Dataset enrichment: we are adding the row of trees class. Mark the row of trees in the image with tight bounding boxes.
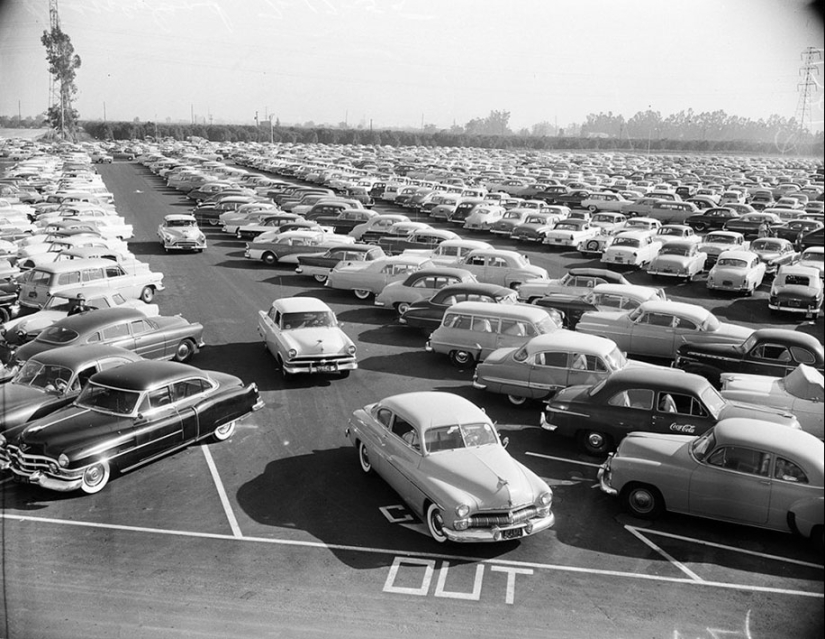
[78,114,823,156]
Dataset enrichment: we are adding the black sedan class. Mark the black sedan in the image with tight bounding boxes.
[13,307,205,365]
[675,328,824,385]
[683,207,740,233]
[540,367,799,455]
[722,212,784,239]
[398,283,517,331]
[797,226,824,251]
[774,219,824,244]
[0,360,264,494]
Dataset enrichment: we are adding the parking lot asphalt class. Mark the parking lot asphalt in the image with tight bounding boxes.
[1,160,822,639]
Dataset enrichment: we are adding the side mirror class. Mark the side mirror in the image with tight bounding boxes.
[502,436,510,449]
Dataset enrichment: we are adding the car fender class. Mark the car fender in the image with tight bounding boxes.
[788,496,825,538]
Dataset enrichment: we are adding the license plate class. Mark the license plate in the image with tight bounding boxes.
[317,365,336,372]
[554,238,562,243]
[723,281,733,286]
[502,527,523,540]
[664,268,673,273]
[615,257,623,263]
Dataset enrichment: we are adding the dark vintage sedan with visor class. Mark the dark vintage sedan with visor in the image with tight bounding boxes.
[0,360,264,494]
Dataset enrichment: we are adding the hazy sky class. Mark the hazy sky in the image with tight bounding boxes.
[0,0,822,131]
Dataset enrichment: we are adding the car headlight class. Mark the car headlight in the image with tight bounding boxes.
[58,453,69,468]
[0,433,6,446]
[537,490,553,507]
[455,504,470,518]
[287,348,297,359]
[347,344,357,355]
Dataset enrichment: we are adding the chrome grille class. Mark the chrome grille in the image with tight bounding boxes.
[6,445,55,475]
[468,505,539,528]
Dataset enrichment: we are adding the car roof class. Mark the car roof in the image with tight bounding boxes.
[30,344,143,367]
[751,328,824,352]
[592,283,661,297]
[406,267,474,279]
[271,297,333,313]
[637,300,710,320]
[522,330,616,355]
[377,392,490,430]
[777,264,820,277]
[567,268,629,282]
[435,282,513,295]
[163,214,197,222]
[445,301,554,320]
[714,418,824,480]
[602,367,709,392]
[715,250,757,261]
[46,306,151,331]
[89,359,207,391]
[30,258,122,274]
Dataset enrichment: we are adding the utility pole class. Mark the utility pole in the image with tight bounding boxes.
[268,114,275,144]
[795,47,823,134]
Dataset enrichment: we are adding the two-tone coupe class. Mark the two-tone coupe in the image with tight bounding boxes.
[325,254,430,300]
[576,300,752,361]
[13,307,205,366]
[473,331,653,406]
[374,267,476,315]
[346,391,555,543]
[294,244,386,283]
[0,360,263,494]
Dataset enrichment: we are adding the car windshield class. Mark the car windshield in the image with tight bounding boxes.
[708,235,736,244]
[802,252,824,263]
[535,316,560,334]
[612,237,640,247]
[661,245,690,256]
[751,234,783,249]
[554,223,578,230]
[700,386,726,420]
[76,382,142,415]
[700,313,720,332]
[423,422,498,453]
[716,258,748,268]
[588,378,608,397]
[13,361,73,391]
[604,347,627,371]
[626,221,652,230]
[36,326,80,345]
[281,311,335,329]
[167,219,195,227]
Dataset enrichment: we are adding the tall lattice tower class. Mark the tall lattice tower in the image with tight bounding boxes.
[794,47,823,133]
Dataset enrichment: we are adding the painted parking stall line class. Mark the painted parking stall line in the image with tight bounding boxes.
[201,443,242,538]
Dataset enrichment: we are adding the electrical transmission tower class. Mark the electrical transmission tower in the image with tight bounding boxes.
[794,47,823,134]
